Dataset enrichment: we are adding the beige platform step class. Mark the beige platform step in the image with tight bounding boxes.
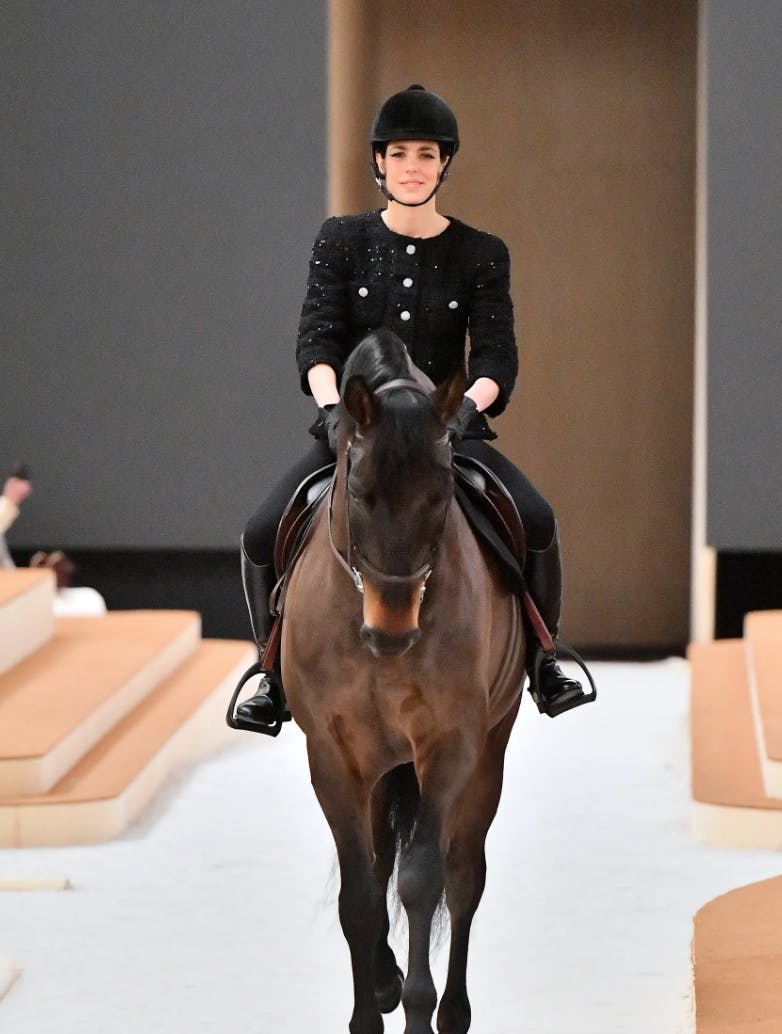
[745,611,782,797]
[0,611,200,797]
[690,639,782,848]
[0,569,55,676]
[0,639,255,846]
[693,874,782,1033]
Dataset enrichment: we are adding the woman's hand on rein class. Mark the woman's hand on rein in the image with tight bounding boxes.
[446,396,478,441]
[321,404,340,451]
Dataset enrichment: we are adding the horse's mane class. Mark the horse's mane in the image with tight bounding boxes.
[341,330,444,493]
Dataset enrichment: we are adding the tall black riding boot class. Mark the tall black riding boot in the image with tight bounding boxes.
[524,525,591,718]
[229,538,288,732]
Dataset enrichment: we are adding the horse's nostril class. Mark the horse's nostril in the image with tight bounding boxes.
[360,624,420,657]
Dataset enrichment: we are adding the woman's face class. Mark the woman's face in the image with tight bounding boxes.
[375,140,449,204]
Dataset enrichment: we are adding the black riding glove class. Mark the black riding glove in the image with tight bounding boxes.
[321,404,340,452]
[446,396,478,442]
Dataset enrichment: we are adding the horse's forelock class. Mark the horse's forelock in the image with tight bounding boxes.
[371,390,443,490]
[342,332,447,495]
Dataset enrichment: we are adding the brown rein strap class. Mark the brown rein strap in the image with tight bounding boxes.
[327,469,365,593]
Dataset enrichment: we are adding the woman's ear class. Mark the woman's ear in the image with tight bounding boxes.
[375,151,386,177]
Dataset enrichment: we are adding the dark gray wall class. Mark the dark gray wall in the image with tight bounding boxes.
[707,0,782,550]
[2,1,326,549]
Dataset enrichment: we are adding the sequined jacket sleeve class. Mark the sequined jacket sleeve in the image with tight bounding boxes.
[295,217,351,394]
[466,235,517,417]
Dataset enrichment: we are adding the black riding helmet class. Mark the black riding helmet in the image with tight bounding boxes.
[370,84,459,207]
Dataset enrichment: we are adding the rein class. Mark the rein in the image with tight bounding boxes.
[327,378,451,601]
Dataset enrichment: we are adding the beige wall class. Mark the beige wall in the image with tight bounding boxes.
[330,0,697,649]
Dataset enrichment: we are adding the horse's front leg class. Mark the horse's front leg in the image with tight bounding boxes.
[307,737,385,1034]
[371,769,407,1014]
[437,703,520,1034]
[399,735,479,1034]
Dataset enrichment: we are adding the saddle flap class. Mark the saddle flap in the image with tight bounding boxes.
[452,454,526,568]
[273,463,335,577]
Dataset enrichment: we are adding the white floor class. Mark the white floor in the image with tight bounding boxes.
[2,660,782,1034]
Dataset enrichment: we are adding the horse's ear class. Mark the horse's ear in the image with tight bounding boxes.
[343,375,378,432]
[432,364,467,424]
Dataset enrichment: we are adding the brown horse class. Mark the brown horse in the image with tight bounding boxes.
[283,329,525,1034]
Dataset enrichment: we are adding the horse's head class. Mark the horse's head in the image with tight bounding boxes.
[334,332,464,658]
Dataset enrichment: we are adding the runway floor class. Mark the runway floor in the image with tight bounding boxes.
[2,660,781,1033]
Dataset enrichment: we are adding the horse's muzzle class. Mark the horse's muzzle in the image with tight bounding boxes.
[360,623,420,658]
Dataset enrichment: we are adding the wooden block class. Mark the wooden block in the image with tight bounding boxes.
[693,874,782,1033]
[0,640,255,847]
[0,569,55,676]
[0,611,200,796]
[689,640,782,848]
[745,611,782,797]
[0,878,71,891]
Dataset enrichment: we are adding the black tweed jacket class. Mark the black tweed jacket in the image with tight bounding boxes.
[295,210,518,433]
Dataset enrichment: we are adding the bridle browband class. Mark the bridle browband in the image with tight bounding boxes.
[327,378,452,602]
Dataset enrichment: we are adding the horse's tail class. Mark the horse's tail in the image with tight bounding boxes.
[386,761,419,855]
[384,763,448,944]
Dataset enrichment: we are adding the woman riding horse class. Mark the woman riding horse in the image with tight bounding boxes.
[236,84,592,729]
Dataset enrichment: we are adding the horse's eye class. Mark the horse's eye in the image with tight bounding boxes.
[350,490,374,508]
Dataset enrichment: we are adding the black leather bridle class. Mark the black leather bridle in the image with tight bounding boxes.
[327,378,452,603]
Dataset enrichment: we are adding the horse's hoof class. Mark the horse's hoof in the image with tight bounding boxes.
[436,999,471,1034]
[375,964,404,1013]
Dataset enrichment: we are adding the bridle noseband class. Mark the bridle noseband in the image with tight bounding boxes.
[327,378,452,603]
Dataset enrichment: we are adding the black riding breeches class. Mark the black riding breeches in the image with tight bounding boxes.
[454,439,555,550]
[242,436,555,566]
[243,437,335,564]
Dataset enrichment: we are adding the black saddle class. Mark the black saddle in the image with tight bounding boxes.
[452,453,528,595]
[273,463,333,586]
